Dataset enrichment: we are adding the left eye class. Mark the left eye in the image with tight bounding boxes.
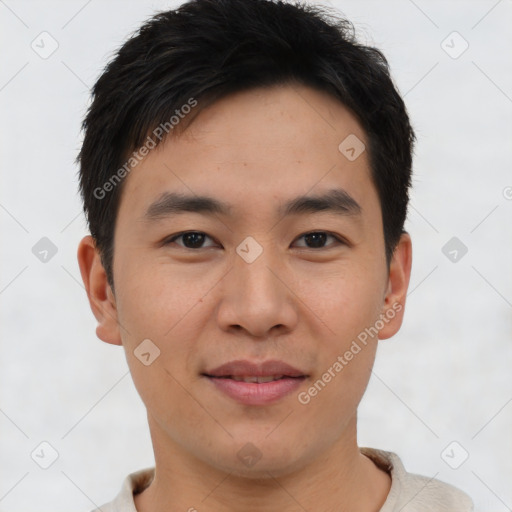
[163,231,343,250]
[294,231,342,249]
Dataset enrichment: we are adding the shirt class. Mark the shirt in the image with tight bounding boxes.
[92,447,474,511]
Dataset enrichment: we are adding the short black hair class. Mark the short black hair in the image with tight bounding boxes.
[78,0,415,291]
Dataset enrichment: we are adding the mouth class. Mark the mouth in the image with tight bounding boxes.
[203,358,307,379]
[201,359,308,405]
[206,375,303,383]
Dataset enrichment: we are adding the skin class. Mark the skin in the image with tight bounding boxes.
[78,83,412,512]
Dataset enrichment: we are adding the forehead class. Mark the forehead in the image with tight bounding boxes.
[116,84,377,222]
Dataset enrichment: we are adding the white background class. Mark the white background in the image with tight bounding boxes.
[1,1,511,511]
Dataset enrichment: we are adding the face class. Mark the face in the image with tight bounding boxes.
[78,84,411,478]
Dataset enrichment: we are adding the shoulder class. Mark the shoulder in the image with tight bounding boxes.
[89,468,155,512]
[395,467,474,512]
[361,447,474,512]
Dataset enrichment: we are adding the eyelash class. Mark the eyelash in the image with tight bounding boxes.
[162,231,347,250]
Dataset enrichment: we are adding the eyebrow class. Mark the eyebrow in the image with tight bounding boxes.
[143,188,362,222]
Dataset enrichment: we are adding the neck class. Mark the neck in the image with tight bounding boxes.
[135,415,390,512]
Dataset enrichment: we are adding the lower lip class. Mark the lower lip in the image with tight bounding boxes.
[205,376,306,405]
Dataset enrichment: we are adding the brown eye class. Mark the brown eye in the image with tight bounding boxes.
[163,230,345,251]
[164,231,216,249]
[293,231,343,249]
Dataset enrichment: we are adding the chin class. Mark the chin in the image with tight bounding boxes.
[205,440,311,480]
[221,457,304,480]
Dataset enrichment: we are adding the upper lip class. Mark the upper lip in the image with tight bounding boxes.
[203,359,307,378]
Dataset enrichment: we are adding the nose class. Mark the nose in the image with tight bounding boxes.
[215,242,299,339]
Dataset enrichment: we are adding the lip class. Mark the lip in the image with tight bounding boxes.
[203,359,306,378]
[202,359,308,406]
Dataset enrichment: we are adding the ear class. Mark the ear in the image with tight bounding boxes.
[378,232,412,340]
[77,235,122,346]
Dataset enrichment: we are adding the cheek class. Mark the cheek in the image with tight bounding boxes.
[114,261,212,391]
[296,265,383,409]
[115,273,199,420]
[115,259,204,336]
[297,265,384,345]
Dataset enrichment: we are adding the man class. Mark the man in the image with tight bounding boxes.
[76,0,474,510]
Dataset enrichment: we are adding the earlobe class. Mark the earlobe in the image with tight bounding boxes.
[77,235,122,346]
[378,232,412,340]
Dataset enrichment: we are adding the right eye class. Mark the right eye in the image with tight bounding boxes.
[163,231,218,250]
